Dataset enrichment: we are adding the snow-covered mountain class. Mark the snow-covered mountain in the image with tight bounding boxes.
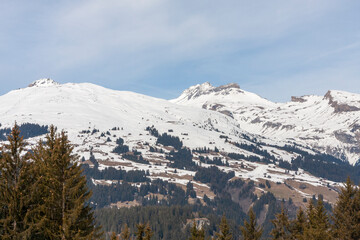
[172,82,360,165]
[0,79,355,206]
[1,79,246,149]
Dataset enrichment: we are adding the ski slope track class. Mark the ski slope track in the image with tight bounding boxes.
[172,82,360,165]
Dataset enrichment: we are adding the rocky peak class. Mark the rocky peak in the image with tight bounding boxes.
[323,90,334,101]
[291,96,307,103]
[28,78,60,88]
[212,83,241,93]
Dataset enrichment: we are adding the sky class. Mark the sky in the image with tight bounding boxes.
[0,0,359,102]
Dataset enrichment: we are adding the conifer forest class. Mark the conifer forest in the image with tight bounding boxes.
[0,124,360,239]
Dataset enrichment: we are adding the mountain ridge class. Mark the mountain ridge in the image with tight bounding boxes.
[173,82,360,165]
[1,79,358,209]
[2,79,360,165]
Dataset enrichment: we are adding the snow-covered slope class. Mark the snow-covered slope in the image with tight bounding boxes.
[173,82,274,118]
[0,79,248,150]
[172,82,360,164]
[0,79,349,205]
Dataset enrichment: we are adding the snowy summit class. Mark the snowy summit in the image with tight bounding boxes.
[28,78,60,88]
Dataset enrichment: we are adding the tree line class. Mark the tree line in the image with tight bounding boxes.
[0,122,48,141]
[98,176,360,239]
[189,176,360,240]
[109,223,153,240]
[3,124,360,239]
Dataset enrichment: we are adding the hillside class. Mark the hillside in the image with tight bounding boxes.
[1,79,358,238]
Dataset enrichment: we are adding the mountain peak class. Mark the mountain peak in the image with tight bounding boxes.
[187,82,213,92]
[177,82,242,101]
[28,78,60,88]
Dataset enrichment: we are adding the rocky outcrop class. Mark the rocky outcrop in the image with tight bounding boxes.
[251,117,262,124]
[324,91,360,113]
[355,132,360,149]
[219,110,234,118]
[263,121,295,131]
[202,103,234,118]
[264,122,282,129]
[213,83,241,92]
[350,122,360,133]
[291,96,307,103]
[334,130,357,144]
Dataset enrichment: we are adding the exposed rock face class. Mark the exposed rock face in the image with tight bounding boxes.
[334,130,357,144]
[349,146,360,154]
[264,122,295,131]
[324,90,360,113]
[291,96,307,103]
[251,117,262,124]
[332,102,359,113]
[263,122,295,131]
[186,218,210,229]
[209,103,226,111]
[219,110,234,118]
[202,103,234,118]
[355,132,360,150]
[213,83,241,92]
[350,122,360,133]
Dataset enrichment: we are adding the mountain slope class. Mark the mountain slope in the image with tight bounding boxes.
[0,79,353,209]
[172,82,360,165]
[1,79,241,143]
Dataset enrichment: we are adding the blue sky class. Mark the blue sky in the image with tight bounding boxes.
[0,0,359,102]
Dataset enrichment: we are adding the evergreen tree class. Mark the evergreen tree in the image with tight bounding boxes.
[270,206,291,239]
[290,207,306,240]
[31,126,102,239]
[120,224,131,240]
[0,124,34,239]
[304,198,332,240]
[144,223,153,240]
[352,187,360,239]
[215,215,233,240]
[110,232,118,240]
[332,177,360,239]
[189,220,205,240]
[28,126,57,238]
[136,223,145,240]
[240,208,262,240]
